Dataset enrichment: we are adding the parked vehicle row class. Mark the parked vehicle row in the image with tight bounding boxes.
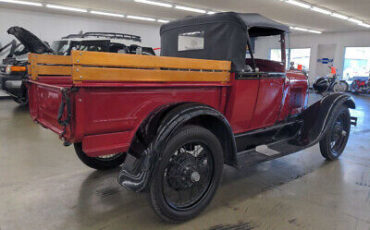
[25,12,356,222]
[0,27,155,104]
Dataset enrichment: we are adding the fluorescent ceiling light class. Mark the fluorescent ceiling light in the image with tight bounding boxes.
[134,0,172,8]
[358,23,370,28]
[207,11,216,15]
[311,7,331,15]
[127,15,155,21]
[290,26,322,34]
[157,19,169,23]
[175,5,206,13]
[90,11,124,18]
[308,29,322,34]
[331,13,349,20]
[0,0,42,7]
[46,4,87,12]
[348,18,363,24]
[291,27,308,32]
[286,0,311,9]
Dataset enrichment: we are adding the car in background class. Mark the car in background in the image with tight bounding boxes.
[1,27,155,105]
[52,32,155,56]
[349,76,369,94]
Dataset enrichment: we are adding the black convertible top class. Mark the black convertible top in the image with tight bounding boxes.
[160,12,289,71]
[161,12,289,37]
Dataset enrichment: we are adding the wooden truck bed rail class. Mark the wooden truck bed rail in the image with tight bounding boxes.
[29,50,231,83]
[28,54,73,80]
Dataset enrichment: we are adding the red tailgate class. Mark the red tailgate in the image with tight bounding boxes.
[28,80,72,138]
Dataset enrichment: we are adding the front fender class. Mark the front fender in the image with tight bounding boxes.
[118,103,236,192]
[295,93,355,146]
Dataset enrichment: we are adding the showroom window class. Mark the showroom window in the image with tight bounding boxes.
[343,47,370,80]
[270,48,311,70]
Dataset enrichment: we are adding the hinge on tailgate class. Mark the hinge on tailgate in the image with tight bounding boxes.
[57,88,72,143]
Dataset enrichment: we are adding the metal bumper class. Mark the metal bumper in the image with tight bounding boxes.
[4,80,22,90]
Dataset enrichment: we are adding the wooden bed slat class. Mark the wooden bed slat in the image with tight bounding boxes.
[72,66,230,82]
[71,51,231,71]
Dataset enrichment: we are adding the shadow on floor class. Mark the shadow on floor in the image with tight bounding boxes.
[73,152,331,226]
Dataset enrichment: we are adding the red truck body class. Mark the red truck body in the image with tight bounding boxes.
[28,63,307,157]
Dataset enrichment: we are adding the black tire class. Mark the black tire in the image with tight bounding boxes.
[149,125,224,222]
[319,105,351,160]
[74,143,126,170]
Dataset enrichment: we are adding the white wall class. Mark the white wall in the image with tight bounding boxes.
[2,7,370,83]
[0,7,161,56]
[255,30,370,82]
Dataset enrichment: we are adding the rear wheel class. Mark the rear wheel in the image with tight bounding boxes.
[149,125,224,222]
[319,105,351,160]
[74,143,126,170]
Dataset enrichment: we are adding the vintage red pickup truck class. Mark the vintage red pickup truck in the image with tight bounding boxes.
[27,12,356,222]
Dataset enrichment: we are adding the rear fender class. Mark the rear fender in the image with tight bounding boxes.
[295,93,355,146]
[118,103,236,192]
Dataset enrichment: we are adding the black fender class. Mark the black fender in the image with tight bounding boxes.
[118,103,237,192]
[294,93,355,146]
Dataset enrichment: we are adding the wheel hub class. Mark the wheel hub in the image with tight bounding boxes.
[191,171,200,182]
[166,145,209,191]
[163,142,214,210]
[167,154,199,190]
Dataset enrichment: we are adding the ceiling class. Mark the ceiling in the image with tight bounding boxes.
[1,0,370,33]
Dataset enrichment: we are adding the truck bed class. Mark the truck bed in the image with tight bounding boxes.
[27,51,231,156]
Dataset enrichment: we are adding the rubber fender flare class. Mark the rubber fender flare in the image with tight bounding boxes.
[295,93,355,146]
[154,103,237,164]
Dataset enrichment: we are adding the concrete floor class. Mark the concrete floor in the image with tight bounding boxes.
[0,94,369,230]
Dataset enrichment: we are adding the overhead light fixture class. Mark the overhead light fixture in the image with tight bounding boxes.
[290,26,322,34]
[134,0,172,8]
[175,5,206,14]
[46,4,87,13]
[348,18,363,24]
[157,19,169,23]
[90,11,124,18]
[331,13,349,20]
[285,0,311,9]
[308,29,322,34]
[127,15,156,21]
[207,11,216,15]
[358,23,370,28]
[291,27,308,32]
[0,0,42,7]
[311,7,331,15]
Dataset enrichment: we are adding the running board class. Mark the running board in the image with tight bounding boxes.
[235,137,305,169]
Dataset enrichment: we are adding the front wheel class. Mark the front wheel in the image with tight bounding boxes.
[74,143,126,170]
[149,125,224,222]
[319,105,351,160]
[332,81,348,93]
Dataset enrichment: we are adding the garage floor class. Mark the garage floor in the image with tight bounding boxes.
[0,94,369,230]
